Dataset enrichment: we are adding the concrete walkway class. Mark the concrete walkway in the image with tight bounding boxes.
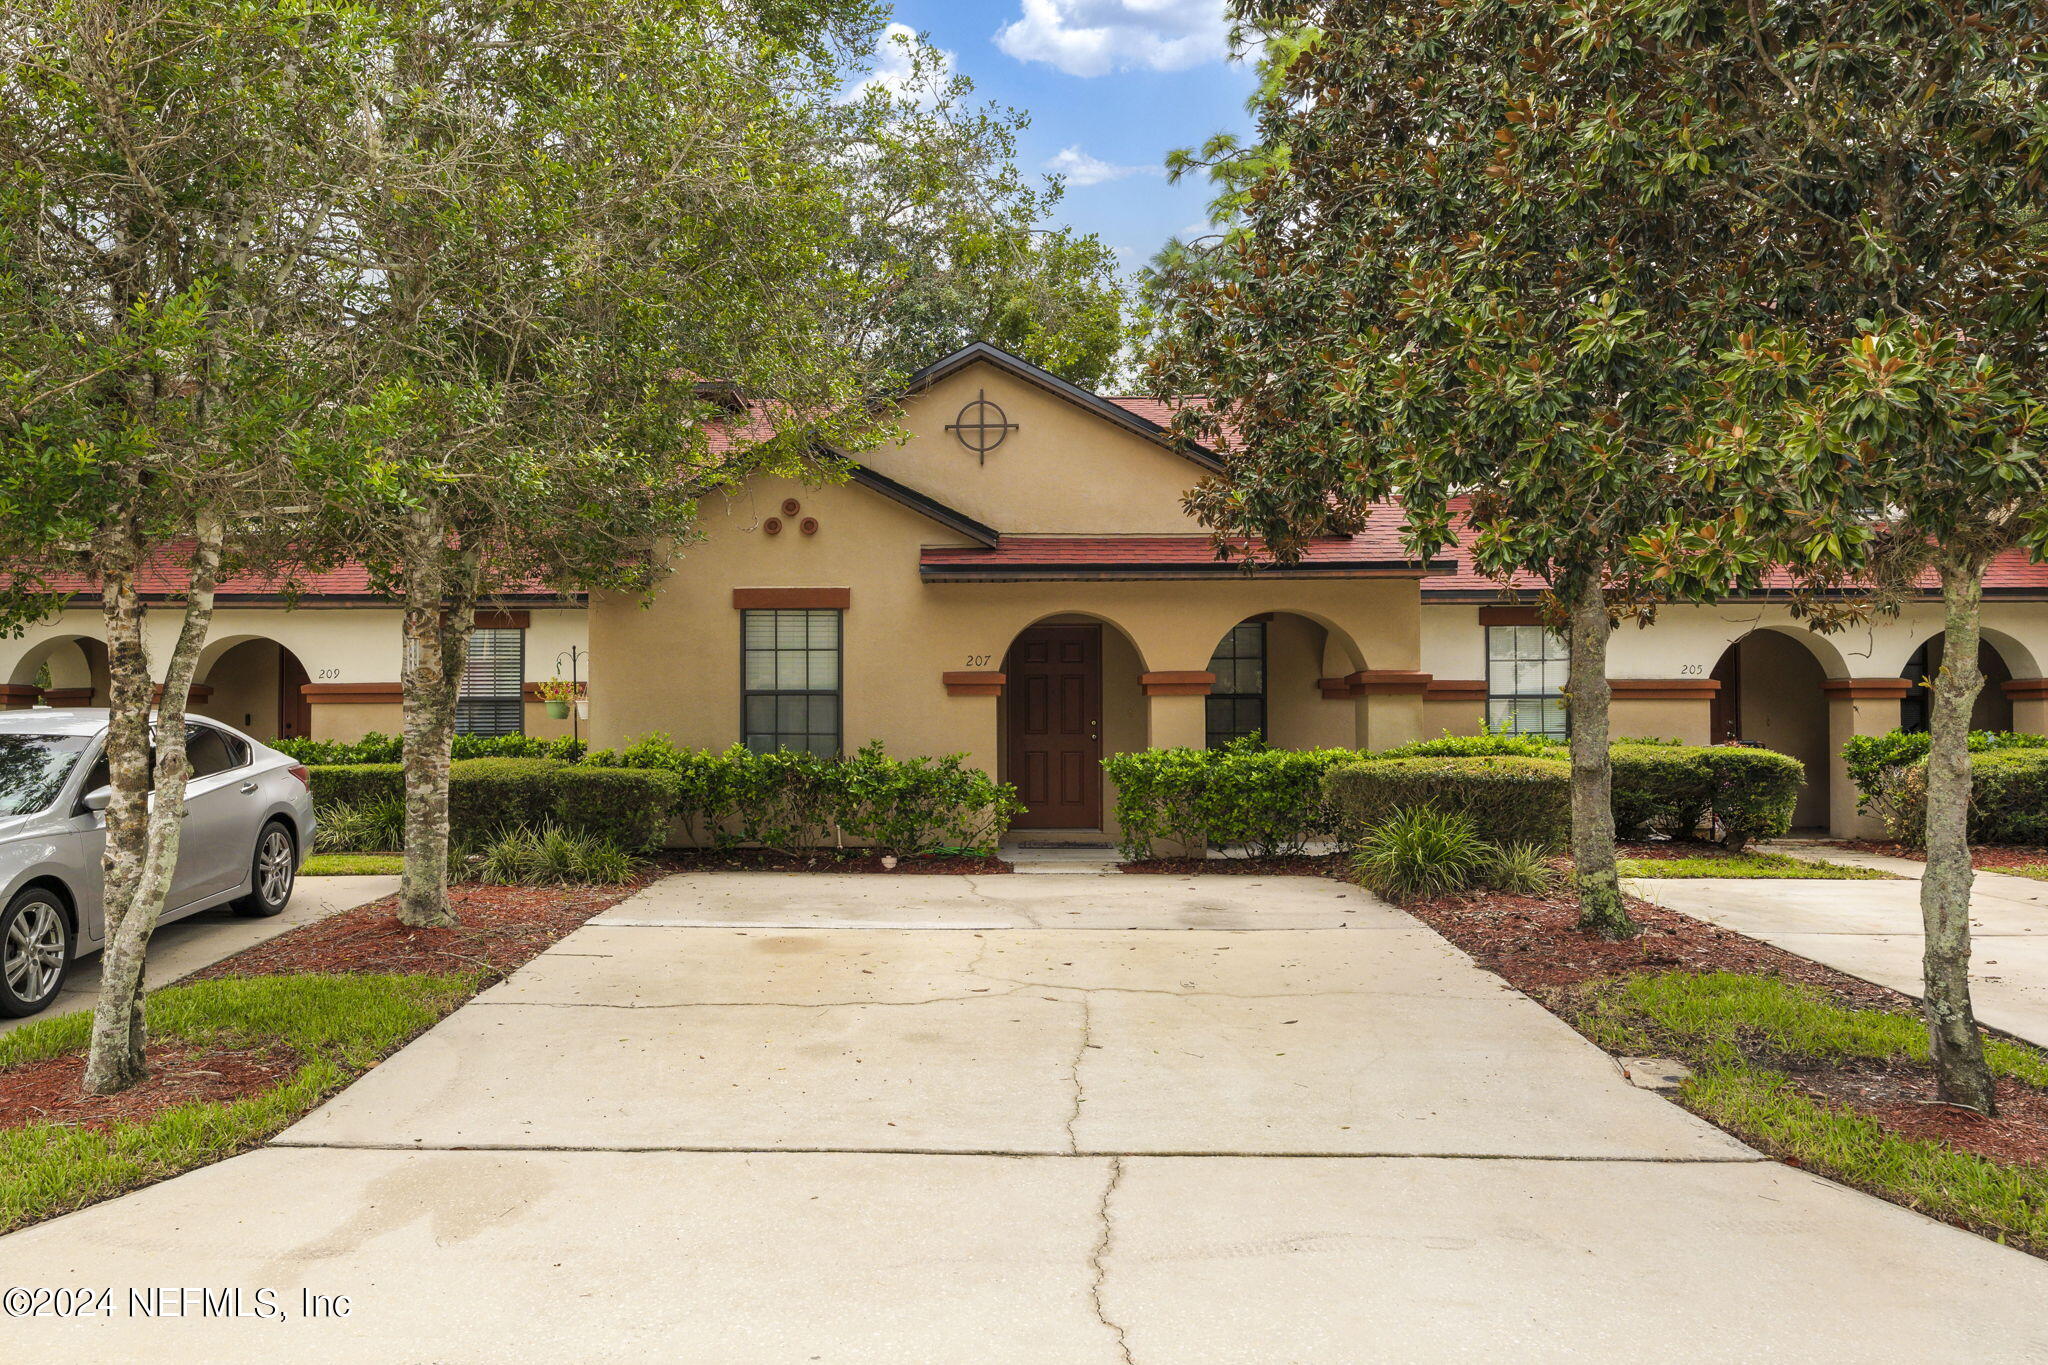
[1633,852,2048,1049]
[0,874,401,1037]
[2,872,2044,1361]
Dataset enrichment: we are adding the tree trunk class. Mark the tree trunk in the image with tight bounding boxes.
[396,511,478,928]
[83,517,225,1095]
[1920,552,1997,1114]
[1566,584,1637,939]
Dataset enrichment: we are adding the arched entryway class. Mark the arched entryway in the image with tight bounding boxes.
[1899,635,2015,734]
[1201,611,1366,749]
[6,635,109,707]
[999,613,1146,830]
[194,636,313,741]
[1708,628,1837,830]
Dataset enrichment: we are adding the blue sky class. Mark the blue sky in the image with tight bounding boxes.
[871,1,1257,275]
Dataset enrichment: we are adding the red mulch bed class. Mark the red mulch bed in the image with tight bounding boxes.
[185,878,652,982]
[1830,839,2048,873]
[0,1043,298,1134]
[1122,854,1348,876]
[658,850,1011,874]
[1795,1067,2048,1167]
[1403,887,1910,1010]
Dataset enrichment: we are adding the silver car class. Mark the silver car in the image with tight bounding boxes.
[0,709,317,1018]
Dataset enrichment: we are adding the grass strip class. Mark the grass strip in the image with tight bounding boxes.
[1576,970,2048,1086]
[300,852,404,876]
[1617,852,1892,880]
[0,972,470,1232]
[1681,1063,2048,1255]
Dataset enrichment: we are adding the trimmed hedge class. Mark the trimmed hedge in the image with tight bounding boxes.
[1609,743,1804,849]
[305,763,404,807]
[551,766,685,853]
[447,757,568,839]
[1885,749,2048,847]
[1102,741,1353,860]
[274,732,588,765]
[1325,756,1573,850]
[586,736,1019,855]
[1842,729,2048,830]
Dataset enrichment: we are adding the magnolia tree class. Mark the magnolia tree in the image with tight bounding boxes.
[0,0,356,1091]
[1146,2,1764,937]
[1633,0,2048,1113]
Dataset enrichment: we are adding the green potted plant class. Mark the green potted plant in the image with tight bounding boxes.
[538,675,578,720]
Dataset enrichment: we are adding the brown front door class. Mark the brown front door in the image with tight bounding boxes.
[277,650,312,740]
[1006,625,1103,829]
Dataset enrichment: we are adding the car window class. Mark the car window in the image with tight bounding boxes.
[0,734,92,815]
[186,725,238,779]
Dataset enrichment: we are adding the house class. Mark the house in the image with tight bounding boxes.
[587,343,2048,840]
[5,342,2045,838]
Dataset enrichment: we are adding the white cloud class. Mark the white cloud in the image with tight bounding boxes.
[842,22,955,105]
[1046,145,1163,187]
[996,0,1230,77]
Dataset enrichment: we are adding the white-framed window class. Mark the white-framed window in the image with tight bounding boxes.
[742,609,841,756]
[1486,624,1568,737]
[456,627,525,736]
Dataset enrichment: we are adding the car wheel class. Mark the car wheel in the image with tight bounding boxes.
[234,822,296,918]
[1,887,72,1018]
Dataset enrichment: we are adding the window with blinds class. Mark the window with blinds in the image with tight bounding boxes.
[1486,624,1568,738]
[742,609,841,756]
[456,627,525,736]
[1205,621,1267,748]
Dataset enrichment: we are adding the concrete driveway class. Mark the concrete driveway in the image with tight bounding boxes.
[1631,857,2048,1048]
[0,875,400,1037]
[2,872,2044,1361]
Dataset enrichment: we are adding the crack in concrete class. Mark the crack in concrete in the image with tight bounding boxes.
[1064,995,1094,1154]
[1089,1157,1135,1365]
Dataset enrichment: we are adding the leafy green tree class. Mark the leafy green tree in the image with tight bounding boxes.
[1632,0,2048,1112]
[323,0,895,928]
[826,30,1128,388]
[0,0,358,1092]
[1146,2,1762,937]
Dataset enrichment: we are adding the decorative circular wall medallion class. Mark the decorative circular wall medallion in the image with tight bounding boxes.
[781,498,801,516]
[944,388,1018,465]
[763,517,782,535]
[800,517,819,536]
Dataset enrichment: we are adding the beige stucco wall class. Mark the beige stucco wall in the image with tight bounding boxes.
[869,365,1214,535]
[1734,631,1831,828]
[1610,699,1710,745]
[193,638,282,737]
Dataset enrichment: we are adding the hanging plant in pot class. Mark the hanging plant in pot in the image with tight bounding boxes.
[539,676,578,719]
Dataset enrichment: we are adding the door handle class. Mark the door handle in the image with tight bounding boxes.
[239,781,258,794]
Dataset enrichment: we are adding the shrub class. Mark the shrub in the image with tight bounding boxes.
[1102,739,1351,859]
[273,732,586,765]
[472,824,641,885]
[305,763,404,807]
[1843,729,2048,830]
[446,757,565,840]
[1887,749,2048,846]
[1609,744,1715,841]
[1325,756,1573,850]
[550,766,684,852]
[1699,746,1805,849]
[1487,841,1556,895]
[1353,806,1496,899]
[840,742,1021,855]
[1375,732,1565,759]
[313,797,406,853]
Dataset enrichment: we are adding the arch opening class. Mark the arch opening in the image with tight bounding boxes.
[1200,611,1362,751]
[1898,635,2015,734]
[7,635,109,707]
[195,636,312,742]
[997,612,1146,832]
[1709,629,1832,830]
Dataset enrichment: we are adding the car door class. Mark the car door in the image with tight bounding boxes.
[169,723,254,908]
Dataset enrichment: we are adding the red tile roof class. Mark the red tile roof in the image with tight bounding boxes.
[24,541,563,602]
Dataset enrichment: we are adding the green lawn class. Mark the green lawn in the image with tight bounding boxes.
[300,852,404,876]
[1997,864,2048,882]
[1576,971,2048,1254]
[0,973,469,1232]
[1617,851,1893,880]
